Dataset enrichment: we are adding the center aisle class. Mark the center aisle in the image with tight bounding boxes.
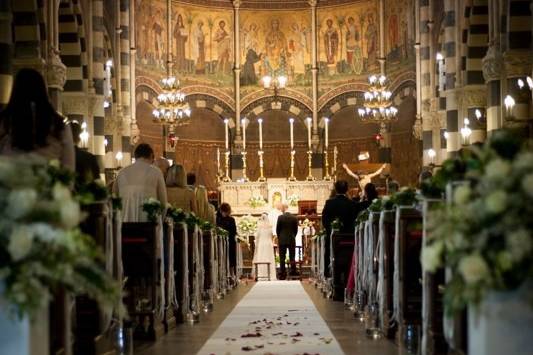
[197,281,344,355]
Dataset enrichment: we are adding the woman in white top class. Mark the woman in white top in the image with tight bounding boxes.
[113,144,167,222]
[0,69,75,171]
[252,213,277,281]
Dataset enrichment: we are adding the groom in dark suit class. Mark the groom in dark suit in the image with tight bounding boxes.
[276,204,299,280]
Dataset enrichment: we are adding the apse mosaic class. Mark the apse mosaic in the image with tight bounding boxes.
[136,0,234,96]
[239,9,312,97]
[316,1,380,96]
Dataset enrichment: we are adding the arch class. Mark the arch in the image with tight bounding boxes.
[240,95,312,122]
[135,83,235,120]
[318,79,416,119]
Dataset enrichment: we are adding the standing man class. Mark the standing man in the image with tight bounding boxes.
[276,204,298,280]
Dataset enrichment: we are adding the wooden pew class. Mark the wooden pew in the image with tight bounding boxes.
[163,220,176,331]
[73,201,112,354]
[330,232,355,301]
[394,207,423,351]
[173,223,190,324]
[378,209,397,339]
[202,229,215,311]
[122,222,164,341]
[354,222,366,319]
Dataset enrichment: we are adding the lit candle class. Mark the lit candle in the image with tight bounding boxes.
[224,119,229,150]
[241,118,246,150]
[289,118,294,149]
[324,118,329,149]
[306,117,312,149]
[504,95,515,117]
[258,118,263,150]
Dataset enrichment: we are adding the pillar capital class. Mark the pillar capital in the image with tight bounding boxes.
[482,44,504,82]
[46,49,67,90]
[308,0,318,7]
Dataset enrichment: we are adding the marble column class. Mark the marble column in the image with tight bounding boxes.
[129,0,140,145]
[120,0,131,164]
[444,0,460,156]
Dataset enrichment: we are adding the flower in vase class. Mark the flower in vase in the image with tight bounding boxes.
[506,229,532,262]
[513,152,533,172]
[521,173,533,198]
[459,254,489,285]
[453,185,471,205]
[7,188,37,219]
[485,190,507,214]
[421,240,444,272]
[8,226,34,261]
[485,159,511,182]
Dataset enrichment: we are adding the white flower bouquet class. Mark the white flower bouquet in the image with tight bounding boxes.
[287,193,299,207]
[237,215,257,237]
[142,197,163,223]
[247,196,266,208]
[0,155,122,319]
[299,218,316,236]
[422,131,533,314]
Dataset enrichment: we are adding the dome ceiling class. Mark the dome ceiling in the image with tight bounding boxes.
[173,0,363,10]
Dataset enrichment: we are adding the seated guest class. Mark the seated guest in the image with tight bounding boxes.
[70,121,100,184]
[196,185,210,220]
[322,180,358,238]
[207,203,217,225]
[0,68,75,170]
[217,203,237,275]
[113,143,167,222]
[166,164,197,214]
[153,157,170,178]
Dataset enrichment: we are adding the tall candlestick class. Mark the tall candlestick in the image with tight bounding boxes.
[306,117,312,149]
[289,118,294,149]
[241,118,246,150]
[258,118,263,150]
[324,117,329,149]
[224,119,229,150]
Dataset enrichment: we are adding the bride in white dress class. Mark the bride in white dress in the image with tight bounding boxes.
[252,213,277,281]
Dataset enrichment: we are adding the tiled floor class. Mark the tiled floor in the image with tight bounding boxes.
[135,280,400,355]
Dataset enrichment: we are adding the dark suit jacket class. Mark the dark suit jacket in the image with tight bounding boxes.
[276,212,298,246]
[216,212,237,268]
[75,147,100,183]
[321,194,357,237]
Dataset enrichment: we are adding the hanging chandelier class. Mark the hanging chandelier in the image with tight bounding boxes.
[357,74,398,124]
[152,76,191,127]
[152,0,191,131]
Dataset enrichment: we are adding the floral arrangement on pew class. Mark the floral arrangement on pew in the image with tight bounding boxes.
[287,193,300,207]
[356,209,369,224]
[331,218,343,231]
[216,227,229,238]
[199,220,214,232]
[247,195,266,208]
[167,205,187,225]
[142,198,164,223]
[0,156,122,319]
[390,187,418,207]
[185,212,201,229]
[421,130,533,314]
[76,180,110,205]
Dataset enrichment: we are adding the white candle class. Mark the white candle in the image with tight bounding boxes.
[306,117,312,149]
[217,147,220,170]
[289,118,294,149]
[224,119,229,150]
[241,118,246,150]
[258,118,263,150]
[324,118,329,149]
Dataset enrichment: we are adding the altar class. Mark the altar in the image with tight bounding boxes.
[219,178,333,215]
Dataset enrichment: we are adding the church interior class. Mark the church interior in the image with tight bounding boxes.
[0,0,532,354]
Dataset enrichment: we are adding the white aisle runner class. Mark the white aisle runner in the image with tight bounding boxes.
[197,281,344,354]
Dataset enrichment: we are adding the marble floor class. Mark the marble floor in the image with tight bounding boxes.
[136,280,400,355]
